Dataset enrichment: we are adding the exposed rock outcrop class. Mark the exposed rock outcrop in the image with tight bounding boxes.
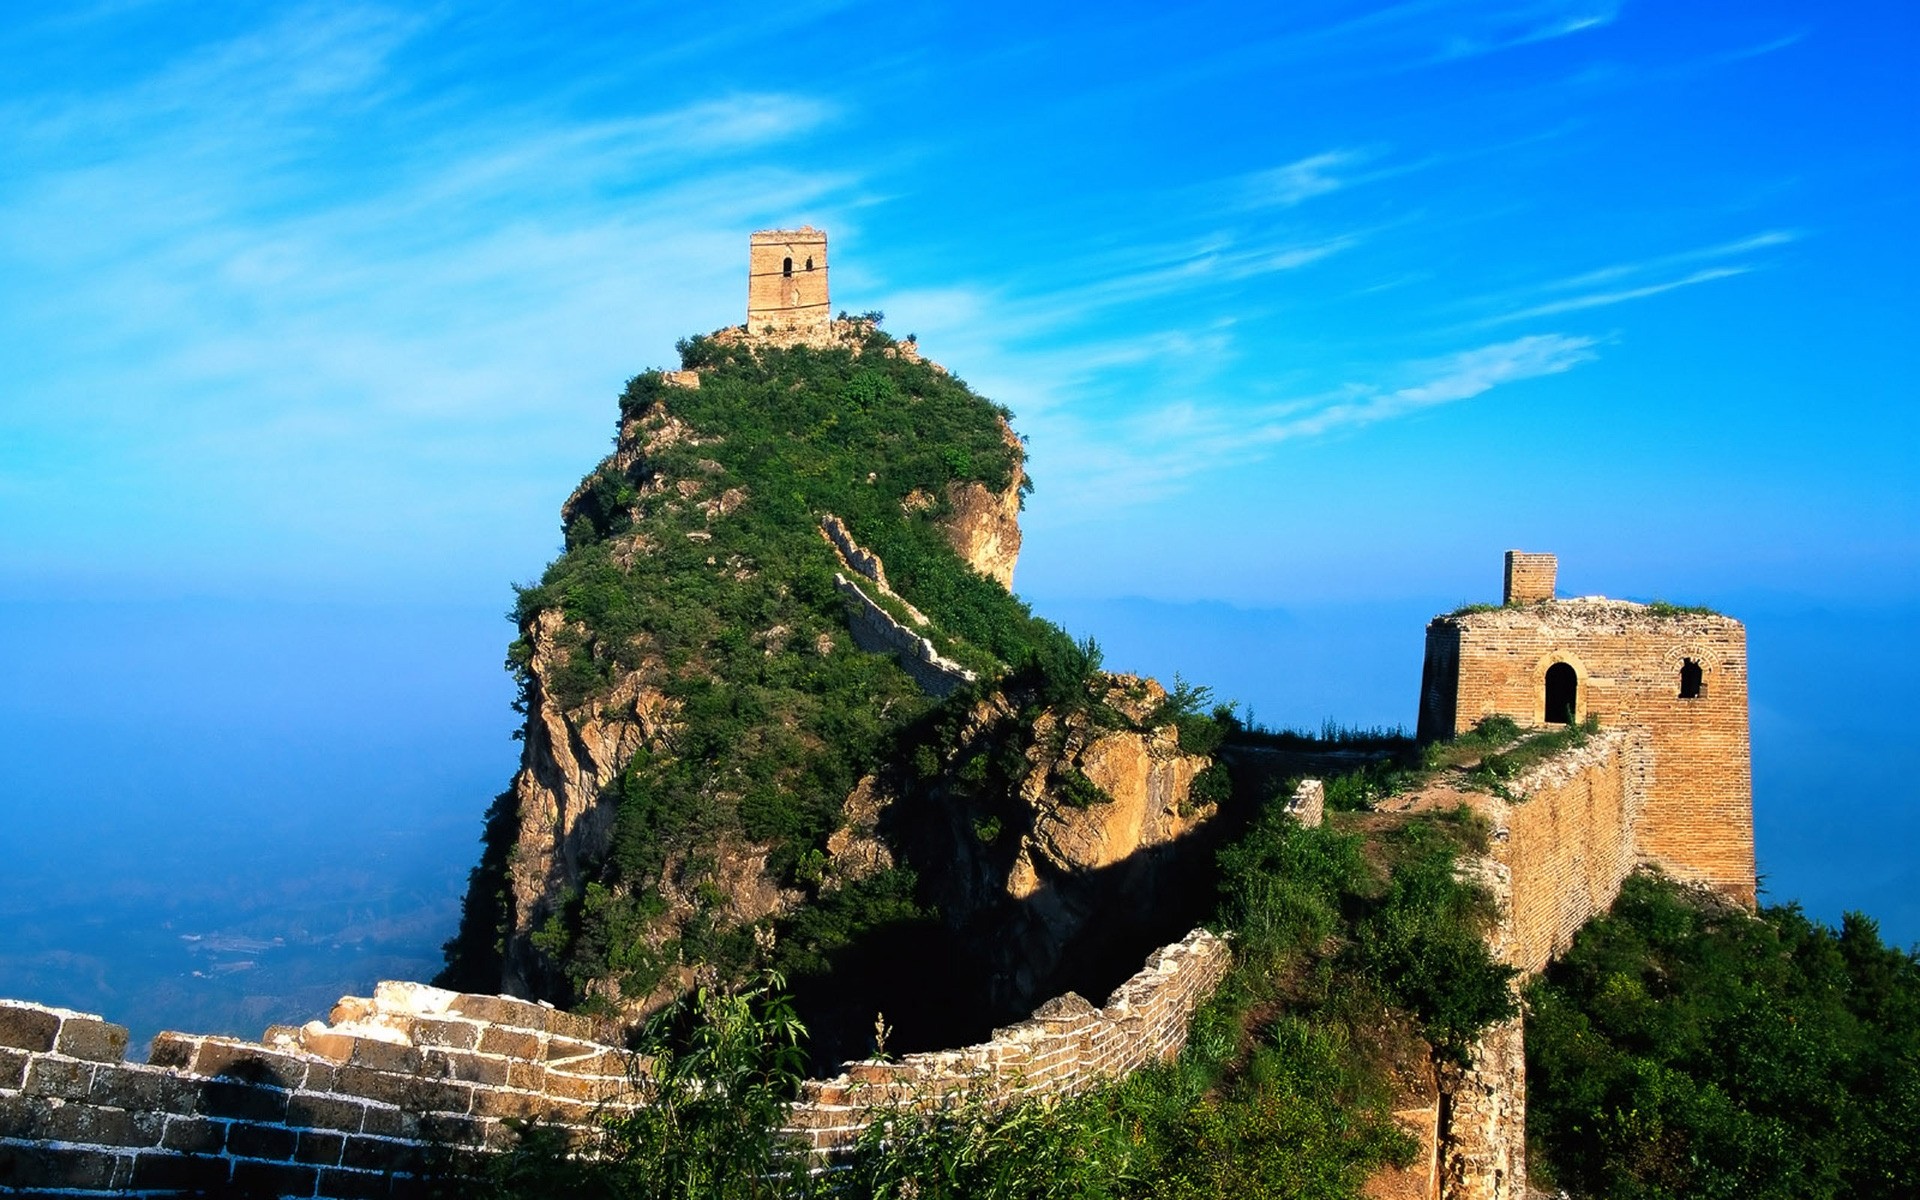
[939,416,1024,589]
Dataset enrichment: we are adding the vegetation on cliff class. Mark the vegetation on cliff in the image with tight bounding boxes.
[1527,872,1920,1199]
[440,322,1179,1053]
[466,790,1517,1199]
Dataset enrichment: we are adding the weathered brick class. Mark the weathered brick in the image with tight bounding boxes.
[0,1142,120,1190]
[358,1104,420,1140]
[90,1062,196,1113]
[294,1127,346,1166]
[0,1092,53,1139]
[406,1017,482,1052]
[132,1149,233,1191]
[52,1016,129,1064]
[425,1049,508,1087]
[348,1036,423,1074]
[0,1047,27,1091]
[449,993,554,1032]
[505,1060,547,1091]
[340,1134,426,1174]
[40,1100,161,1147]
[418,1111,482,1147]
[198,1078,290,1122]
[225,1118,299,1160]
[317,1165,392,1200]
[0,1004,61,1054]
[147,1031,201,1069]
[22,1054,93,1099]
[477,1025,541,1060]
[194,1038,311,1090]
[287,1091,367,1133]
[160,1114,228,1154]
[230,1158,319,1196]
[468,1086,543,1121]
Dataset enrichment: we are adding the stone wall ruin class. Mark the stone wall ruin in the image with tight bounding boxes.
[0,930,1228,1197]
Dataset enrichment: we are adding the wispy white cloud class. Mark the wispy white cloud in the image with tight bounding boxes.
[1011,333,1602,518]
[1491,266,1752,324]
[1243,150,1370,207]
[1437,4,1619,61]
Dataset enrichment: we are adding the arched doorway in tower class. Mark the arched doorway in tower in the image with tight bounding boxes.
[1544,662,1577,725]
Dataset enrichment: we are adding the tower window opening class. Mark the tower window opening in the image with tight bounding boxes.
[1679,658,1704,699]
[783,257,793,277]
[1544,662,1578,725]
[805,256,814,271]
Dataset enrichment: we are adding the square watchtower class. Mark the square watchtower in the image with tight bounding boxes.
[1416,552,1755,905]
[747,227,830,336]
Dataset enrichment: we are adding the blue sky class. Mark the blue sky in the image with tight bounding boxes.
[1,2,1916,1031]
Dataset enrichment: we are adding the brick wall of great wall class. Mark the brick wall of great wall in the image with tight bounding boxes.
[0,929,1228,1197]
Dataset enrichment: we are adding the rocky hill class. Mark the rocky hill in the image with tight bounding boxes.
[438,319,1230,1061]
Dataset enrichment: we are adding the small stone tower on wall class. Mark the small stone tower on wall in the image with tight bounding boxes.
[747,226,830,337]
[1417,551,1755,905]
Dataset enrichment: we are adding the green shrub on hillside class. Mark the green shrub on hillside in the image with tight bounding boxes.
[1527,873,1920,1199]
[444,324,1084,1007]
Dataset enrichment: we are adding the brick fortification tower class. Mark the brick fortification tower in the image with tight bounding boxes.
[747,227,830,337]
[1417,551,1755,905]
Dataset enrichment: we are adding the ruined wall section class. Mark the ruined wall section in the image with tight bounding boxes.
[832,572,977,698]
[785,928,1230,1152]
[1418,601,1752,905]
[1476,727,1650,976]
[0,930,1227,1197]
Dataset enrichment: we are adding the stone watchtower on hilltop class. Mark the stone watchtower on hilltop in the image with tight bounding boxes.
[747,226,830,337]
[1417,551,1755,905]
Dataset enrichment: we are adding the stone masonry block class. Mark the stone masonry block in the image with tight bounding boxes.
[426,1048,509,1087]
[406,1017,482,1052]
[52,1016,129,1064]
[318,1165,393,1200]
[477,1025,542,1060]
[197,1078,290,1123]
[193,1039,312,1090]
[160,1115,228,1155]
[0,1004,61,1054]
[229,1159,319,1197]
[131,1150,232,1192]
[340,1134,426,1174]
[224,1119,298,1160]
[287,1090,368,1134]
[147,1032,201,1069]
[0,1142,120,1191]
[294,1128,346,1166]
[359,1104,421,1140]
[23,1055,94,1100]
[0,1048,27,1091]
[0,1093,53,1139]
[89,1063,197,1114]
[450,993,555,1033]
[42,1099,159,1147]
[347,1036,425,1075]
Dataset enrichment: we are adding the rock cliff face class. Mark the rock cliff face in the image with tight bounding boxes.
[447,325,1226,1062]
[938,418,1025,590]
[887,676,1220,1021]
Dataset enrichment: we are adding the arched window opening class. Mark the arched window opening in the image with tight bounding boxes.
[1679,658,1704,699]
[805,256,814,271]
[1544,662,1578,725]
[782,257,793,277]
